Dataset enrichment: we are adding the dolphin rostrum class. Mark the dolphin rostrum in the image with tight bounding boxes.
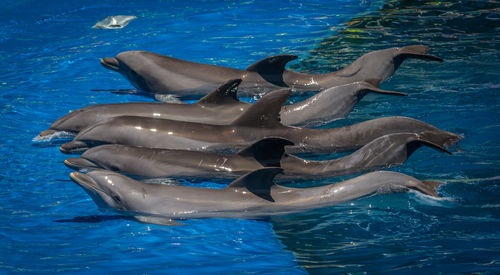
[60,89,462,154]
[64,134,451,181]
[38,78,404,138]
[69,168,446,224]
[100,45,442,97]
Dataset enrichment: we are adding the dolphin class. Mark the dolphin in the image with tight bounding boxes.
[38,79,248,137]
[60,89,462,154]
[64,133,451,181]
[38,78,404,137]
[279,78,406,127]
[69,168,445,224]
[100,45,442,97]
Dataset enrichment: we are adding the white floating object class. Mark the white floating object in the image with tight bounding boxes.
[93,15,137,29]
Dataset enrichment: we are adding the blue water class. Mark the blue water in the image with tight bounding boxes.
[1,0,499,273]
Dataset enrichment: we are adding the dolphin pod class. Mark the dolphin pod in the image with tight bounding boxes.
[59,89,462,154]
[100,45,442,97]
[38,78,404,137]
[69,168,445,224]
[31,44,462,226]
[64,134,450,181]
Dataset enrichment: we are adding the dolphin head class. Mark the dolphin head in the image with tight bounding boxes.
[101,51,151,91]
[70,170,139,210]
[42,106,101,137]
[59,117,121,154]
[64,145,139,173]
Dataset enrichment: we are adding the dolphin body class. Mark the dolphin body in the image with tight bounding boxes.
[69,168,445,224]
[100,45,442,97]
[60,89,462,154]
[38,78,404,137]
[64,134,451,181]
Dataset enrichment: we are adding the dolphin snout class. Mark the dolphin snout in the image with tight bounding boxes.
[70,172,103,193]
[64,157,99,170]
[101,57,121,71]
[38,129,57,137]
[60,141,89,154]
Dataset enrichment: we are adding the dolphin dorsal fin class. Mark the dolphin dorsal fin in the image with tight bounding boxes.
[197,79,242,105]
[246,54,298,75]
[226,167,283,202]
[238,138,294,167]
[231,88,291,128]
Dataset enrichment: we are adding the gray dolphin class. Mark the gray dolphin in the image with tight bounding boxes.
[60,89,462,154]
[100,45,442,97]
[38,78,404,137]
[64,133,450,181]
[38,79,247,137]
[279,78,406,127]
[69,168,445,224]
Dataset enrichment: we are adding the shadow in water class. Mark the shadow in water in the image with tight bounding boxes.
[54,215,134,223]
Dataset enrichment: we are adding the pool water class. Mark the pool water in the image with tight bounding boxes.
[1,0,499,273]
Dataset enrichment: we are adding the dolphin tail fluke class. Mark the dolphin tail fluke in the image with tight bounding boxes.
[397,45,443,62]
[238,138,294,167]
[414,180,446,198]
[227,167,283,202]
[407,134,452,157]
[419,130,463,150]
[362,78,408,96]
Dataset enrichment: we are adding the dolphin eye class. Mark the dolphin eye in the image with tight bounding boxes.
[108,165,120,172]
[130,69,138,76]
[112,195,121,203]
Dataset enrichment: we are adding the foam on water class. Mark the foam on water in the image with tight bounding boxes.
[32,130,75,143]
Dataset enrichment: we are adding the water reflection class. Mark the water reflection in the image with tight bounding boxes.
[273,1,500,273]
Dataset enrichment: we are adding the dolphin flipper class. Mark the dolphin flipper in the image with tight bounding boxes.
[238,138,294,167]
[226,167,283,202]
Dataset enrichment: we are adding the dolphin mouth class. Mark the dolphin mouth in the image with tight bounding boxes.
[70,172,104,193]
[101,57,121,71]
[64,157,99,170]
[60,141,90,154]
